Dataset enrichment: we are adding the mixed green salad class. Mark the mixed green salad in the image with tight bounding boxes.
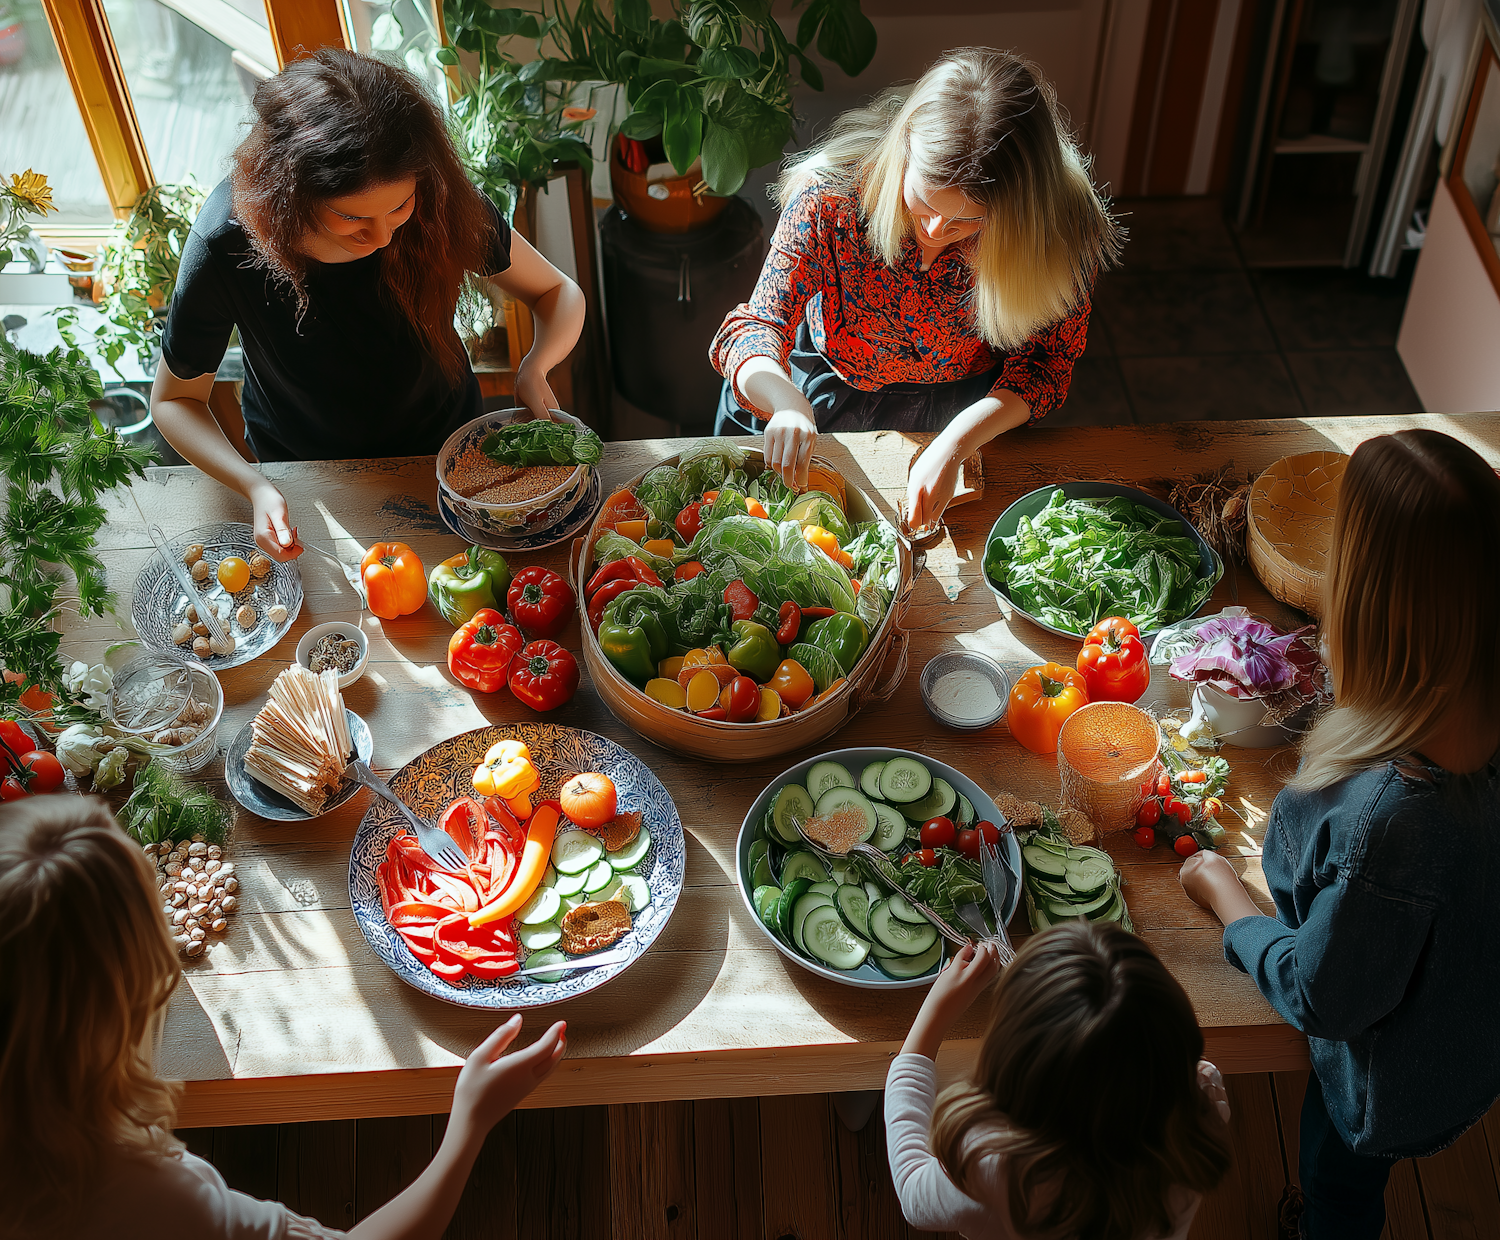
[482,419,604,466]
[984,489,1220,635]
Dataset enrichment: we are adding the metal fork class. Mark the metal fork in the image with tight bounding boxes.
[976,837,1017,967]
[343,759,469,872]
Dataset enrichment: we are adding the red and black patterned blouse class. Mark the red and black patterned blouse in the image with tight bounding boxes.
[710,181,1091,424]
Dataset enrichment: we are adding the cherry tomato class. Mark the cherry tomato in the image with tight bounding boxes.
[1180,770,1208,784]
[1203,796,1224,818]
[1132,826,1156,849]
[1173,834,1200,858]
[1135,799,1161,827]
[725,676,761,723]
[0,776,28,800]
[1156,772,1173,798]
[954,828,980,859]
[0,719,31,762]
[904,848,938,867]
[1163,796,1192,825]
[920,816,955,849]
[974,821,1001,849]
[19,750,63,794]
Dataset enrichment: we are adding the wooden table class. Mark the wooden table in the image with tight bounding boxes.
[73,413,1500,1127]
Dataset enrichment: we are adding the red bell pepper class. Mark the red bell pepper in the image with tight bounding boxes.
[585,555,661,598]
[776,601,801,645]
[723,579,758,622]
[675,561,704,581]
[508,566,574,639]
[438,797,488,860]
[509,640,580,711]
[588,577,637,631]
[447,609,523,694]
[1075,616,1151,704]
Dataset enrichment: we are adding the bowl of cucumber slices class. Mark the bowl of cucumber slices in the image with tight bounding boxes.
[737,748,1023,989]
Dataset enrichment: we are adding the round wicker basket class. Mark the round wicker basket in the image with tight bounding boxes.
[569,451,918,763]
[1057,702,1162,837]
[1247,451,1348,619]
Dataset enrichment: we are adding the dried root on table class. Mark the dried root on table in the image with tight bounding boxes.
[1164,464,1250,565]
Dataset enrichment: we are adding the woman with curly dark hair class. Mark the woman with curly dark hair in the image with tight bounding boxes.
[151,48,584,562]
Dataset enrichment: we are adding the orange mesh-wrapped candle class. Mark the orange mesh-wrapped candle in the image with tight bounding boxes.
[1057,702,1161,837]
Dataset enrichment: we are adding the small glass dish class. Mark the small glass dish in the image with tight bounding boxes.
[108,650,224,774]
[919,650,1011,731]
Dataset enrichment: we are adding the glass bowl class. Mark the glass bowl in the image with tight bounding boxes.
[919,650,1011,731]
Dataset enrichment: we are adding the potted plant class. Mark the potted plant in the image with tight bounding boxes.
[441,0,876,232]
[0,169,56,274]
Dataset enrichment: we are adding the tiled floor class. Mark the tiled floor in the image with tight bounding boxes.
[1052,198,1423,428]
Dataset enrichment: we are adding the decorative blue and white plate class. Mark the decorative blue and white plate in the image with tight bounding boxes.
[436,469,603,553]
[349,722,685,1010]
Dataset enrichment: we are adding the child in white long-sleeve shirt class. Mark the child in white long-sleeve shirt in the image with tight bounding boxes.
[886,923,1233,1240]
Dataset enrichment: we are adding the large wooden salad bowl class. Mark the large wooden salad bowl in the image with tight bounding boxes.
[569,450,919,763]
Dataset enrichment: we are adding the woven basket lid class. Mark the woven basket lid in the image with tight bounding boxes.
[1247,451,1348,618]
[1057,702,1161,836]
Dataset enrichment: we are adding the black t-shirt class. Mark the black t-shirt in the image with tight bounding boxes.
[162,179,511,461]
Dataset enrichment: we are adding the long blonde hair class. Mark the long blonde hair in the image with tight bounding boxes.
[1291,430,1500,790]
[779,47,1121,351]
[0,797,183,1232]
[930,923,1231,1240]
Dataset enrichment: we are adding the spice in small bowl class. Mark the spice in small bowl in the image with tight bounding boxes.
[294,621,369,690]
[919,650,1011,731]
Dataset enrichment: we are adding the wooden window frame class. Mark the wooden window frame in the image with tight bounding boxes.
[1447,35,1500,298]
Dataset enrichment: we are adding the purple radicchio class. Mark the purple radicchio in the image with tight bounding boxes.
[1169,614,1318,700]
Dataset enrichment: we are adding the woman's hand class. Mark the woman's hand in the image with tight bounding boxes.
[764,408,818,490]
[514,359,559,422]
[901,941,1004,1059]
[1179,851,1261,926]
[450,1016,566,1141]
[905,446,963,534]
[250,481,302,562]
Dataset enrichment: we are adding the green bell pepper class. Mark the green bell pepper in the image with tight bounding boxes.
[429,545,511,627]
[804,612,869,677]
[726,620,782,682]
[598,586,673,685]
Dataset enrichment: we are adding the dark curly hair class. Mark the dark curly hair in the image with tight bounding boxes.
[231,48,493,384]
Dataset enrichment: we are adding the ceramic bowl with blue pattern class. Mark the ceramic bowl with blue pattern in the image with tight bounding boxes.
[436,408,594,538]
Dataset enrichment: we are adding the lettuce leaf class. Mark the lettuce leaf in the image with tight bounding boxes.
[787,642,843,693]
[636,465,690,526]
[676,439,747,496]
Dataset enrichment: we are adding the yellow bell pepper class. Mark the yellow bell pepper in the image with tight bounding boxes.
[472,738,542,801]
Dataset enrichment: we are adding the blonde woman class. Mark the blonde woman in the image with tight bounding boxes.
[0,796,566,1239]
[1181,430,1500,1238]
[887,925,1232,1238]
[710,47,1120,529]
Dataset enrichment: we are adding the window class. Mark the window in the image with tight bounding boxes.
[342,0,445,103]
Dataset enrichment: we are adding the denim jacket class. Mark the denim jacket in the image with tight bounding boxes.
[1223,755,1500,1158]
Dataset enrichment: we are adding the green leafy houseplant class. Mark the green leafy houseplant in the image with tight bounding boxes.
[0,338,156,724]
[441,0,876,199]
[53,181,206,380]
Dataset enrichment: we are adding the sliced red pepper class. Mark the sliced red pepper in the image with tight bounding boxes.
[723,579,758,622]
[388,900,456,926]
[439,797,487,859]
[800,607,837,620]
[624,556,662,588]
[588,577,637,630]
[776,600,801,645]
[435,913,511,964]
[398,926,439,964]
[675,561,704,581]
[697,706,728,720]
[467,956,520,979]
[586,558,638,597]
[429,958,466,981]
[482,798,525,847]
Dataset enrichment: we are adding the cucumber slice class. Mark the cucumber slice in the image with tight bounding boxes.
[559,892,588,913]
[772,784,814,843]
[793,893,836,954]
[1063,888,1117,917]
[519,922,562,950]
[955,792,976,828]
[901,777,957,823]
[809,881,839,897]
[553,867,590,897]
[776,877,813,941]
[869,902,939,956]
[806,761,856,800]
[749,838,769,871]
[518,886,561,926]
[876,939,943,979]
[607,873,651,913]
[582,859,615,894]
[780,851,829,885]
[541,863,558,889]
[879,757,932,804]
[828,858,857,886]
[811,786,878,844]
[1035,877,1074,899]
[752,883,781,929]
[1089,892,1127,923]
[1022,845,1069,879]
[870,801,908,852]
[859,761,887,800]
[750,853,776,891]
[525,948,567,983]
[869,939,901,959]
[863,881,883,906]
[1045,900,1088,921]
[885,892,927,924]
[1066,856,1112,895]
[607,828,652,871]
[801,903,872,970]
[834,883,871,939]
[552,828,604,875]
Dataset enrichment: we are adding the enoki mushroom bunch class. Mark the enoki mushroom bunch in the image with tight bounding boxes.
[244,665,353,815]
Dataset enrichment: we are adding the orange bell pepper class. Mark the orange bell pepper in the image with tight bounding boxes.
[802,525,842,560]
[1007,663,1089,754]
[766,659,815,709]
[361,542,427,619]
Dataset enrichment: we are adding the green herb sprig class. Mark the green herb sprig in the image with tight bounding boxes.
[117,762,231,847]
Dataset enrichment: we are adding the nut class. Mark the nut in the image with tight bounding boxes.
[209,632,235,657]
[223,877,239,894]
[172,880,189,894]
[203,859,221,874]
[190,902,209,917]
[171,909,190,926]
[192,637,210,659]
[217,862,236,877]
[184,939,205,957]
[192,622,209,637]
[248,554,272,578]
[173,933,190,948]
[207,845,222,859]
[180,867,196,882]
[207,902,223,919]
[210,917,228,933]
[188,841,207,857]
[183,544,204,566]
[237,604,258,630]
[188,926,206,942]
[172,622,193,646]
[267,604,288,625]
[186,604,199,622]
[190,559,210,582]
[220,895,239,913]
[165,861,184,877]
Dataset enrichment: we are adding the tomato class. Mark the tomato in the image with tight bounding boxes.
[1203,796,1224,819]
[954,828,980,859]
[0,719,32,760]
[725,676,760,723]
[1162,796,1192,825]
[920,816,955,849]
[1180,770,1208,784]
[1132,826,1156,849]
[1135,799,1161,827]
[19,750,63,794]
[0,776,28,800]
[1156,772,1172,798]
[974,821,1001,849]
[904,848,938,867]
[560,772,617,828]
[3,672,54,716]
[1173,834,1200,858]
[675,502,704,542]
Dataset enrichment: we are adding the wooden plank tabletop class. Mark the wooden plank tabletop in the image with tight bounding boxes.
[71,413,1499,1126]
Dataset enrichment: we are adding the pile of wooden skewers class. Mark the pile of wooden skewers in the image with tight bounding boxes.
[243,665,353,815]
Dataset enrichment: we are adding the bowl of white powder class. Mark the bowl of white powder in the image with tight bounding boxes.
[920,650,1010,731]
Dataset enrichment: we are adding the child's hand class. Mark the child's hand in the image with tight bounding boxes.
[1179,851,1262,927]
[451,1016,566,1139]
[901,942,1004,1059]
[1197,1060,1232,1124]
